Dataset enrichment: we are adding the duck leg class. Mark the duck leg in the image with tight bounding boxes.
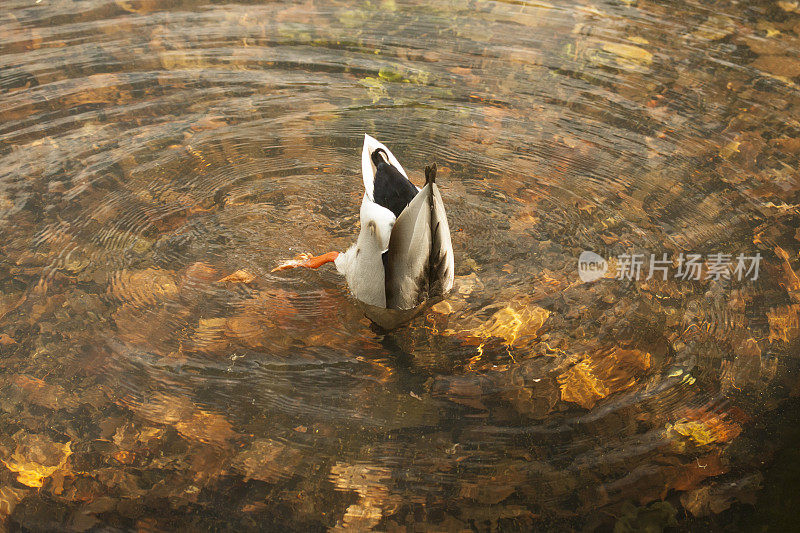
[272,252,339,272]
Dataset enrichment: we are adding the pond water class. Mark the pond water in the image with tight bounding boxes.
[2,0,800,530]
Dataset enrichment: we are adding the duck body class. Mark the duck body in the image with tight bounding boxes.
[274,134,454,327]
[335,134,454,314]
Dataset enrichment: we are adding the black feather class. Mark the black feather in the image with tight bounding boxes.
[372,149,418,218]
[424,165,441,299]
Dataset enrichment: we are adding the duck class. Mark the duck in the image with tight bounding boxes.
[273,134,454,327]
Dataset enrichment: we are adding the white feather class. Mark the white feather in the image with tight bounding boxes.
[359,194,395,248]
[361,133,411,201]
[334,195,396,307]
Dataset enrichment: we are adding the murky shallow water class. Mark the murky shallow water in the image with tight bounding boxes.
[2,0,800,530]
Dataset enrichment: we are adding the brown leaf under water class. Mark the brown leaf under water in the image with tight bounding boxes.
[10,375,79,411]
[330,462,400,531]
[224,314,269,349]
[503,369,559,419]
[558,348,652,409]
[771,137,800,154]
[183,262,220,284]
[469,301,550,348]
[217,269,256,284]
[432,375,488,411]
[671,452,727,491]
[190,116,227,132]
[1,432,72,488]
[602,42,654,64]
[189,317,230,354]
[125,393,237,447]
[109,268,179,306]
[666,410,742,449]
[459,467,526,504]
[692,15,735,41]
[114,0,161,14]
[231,439,303,483]
[750,55,800,78]
[775,246,800,297]
[0,292,26,322]
[558,361,609,409]
[603,451,728,507]
[766,304,800,343]
[680,472,762,517]
[175,411,236,447]
[112,303,189,350]
[0,486,27,518]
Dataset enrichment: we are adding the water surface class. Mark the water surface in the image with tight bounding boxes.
[1,0,800,530]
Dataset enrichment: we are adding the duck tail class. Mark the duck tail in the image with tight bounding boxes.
[424,162,437,186]
[425,162,452,299]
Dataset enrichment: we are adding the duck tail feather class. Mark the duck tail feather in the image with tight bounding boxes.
[424,162,437,185]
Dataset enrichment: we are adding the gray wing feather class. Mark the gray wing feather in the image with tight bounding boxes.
[384,164,454,310]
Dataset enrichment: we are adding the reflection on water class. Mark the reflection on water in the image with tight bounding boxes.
[1,0,800,529]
